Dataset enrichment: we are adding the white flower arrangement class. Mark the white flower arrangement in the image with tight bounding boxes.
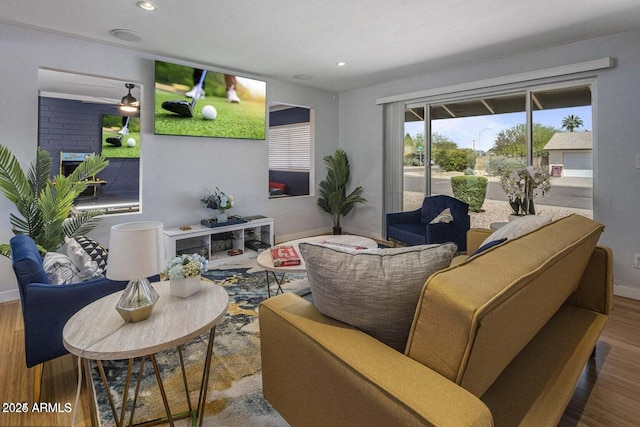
[500,166,551,216]
[164,253,208,281]
[201,187,235,212]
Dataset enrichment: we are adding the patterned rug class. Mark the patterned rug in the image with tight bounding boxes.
[90,258,309,426]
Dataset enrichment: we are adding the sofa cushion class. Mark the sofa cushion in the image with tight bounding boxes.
[406,214,604,397]
[480,214,551,247]
[299,242,458,352]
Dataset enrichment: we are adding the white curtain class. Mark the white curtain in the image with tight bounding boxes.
[382,101,405,236]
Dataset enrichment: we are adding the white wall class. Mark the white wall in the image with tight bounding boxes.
[0,23,339,301]
[339,29,640,299]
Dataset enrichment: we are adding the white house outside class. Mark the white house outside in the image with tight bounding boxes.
[544,132,593,177]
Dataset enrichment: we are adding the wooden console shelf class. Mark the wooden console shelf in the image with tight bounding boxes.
[163,217,274,267]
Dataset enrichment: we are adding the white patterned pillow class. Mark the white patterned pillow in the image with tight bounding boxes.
[43,252,82,285]
[73,236,109,275]
[299,242,458,352]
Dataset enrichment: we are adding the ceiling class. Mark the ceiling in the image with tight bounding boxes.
[3,0,640,93]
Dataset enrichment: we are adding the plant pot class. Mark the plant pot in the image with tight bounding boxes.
[170,275,202,298]
[217,211,228,223]
[333,226,342,235]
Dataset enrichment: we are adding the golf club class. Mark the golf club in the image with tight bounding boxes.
[105,117,131,146]
[161,70,207,117]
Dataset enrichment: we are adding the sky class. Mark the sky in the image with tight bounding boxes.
[405,105,592,152]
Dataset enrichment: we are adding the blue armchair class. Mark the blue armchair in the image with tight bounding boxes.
[9,234,160,402]
[386,195,470,251]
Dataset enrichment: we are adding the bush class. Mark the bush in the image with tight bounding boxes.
[450,176,488,212]
[486,156,525,176]
[435,148,475,172]
[463,168,475,175]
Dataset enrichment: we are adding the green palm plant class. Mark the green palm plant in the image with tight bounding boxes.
[317,148,366,235]
[0,145,109,257]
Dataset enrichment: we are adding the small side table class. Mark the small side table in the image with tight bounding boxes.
[256,235,378,298]
[63,281,229,427]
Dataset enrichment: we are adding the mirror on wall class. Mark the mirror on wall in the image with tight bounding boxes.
[37,69,142,214]
[268,104,314,198]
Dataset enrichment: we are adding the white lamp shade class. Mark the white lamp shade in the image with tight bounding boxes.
[106,221,164,281]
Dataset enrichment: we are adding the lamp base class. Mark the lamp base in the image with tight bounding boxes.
[116,278,159,323]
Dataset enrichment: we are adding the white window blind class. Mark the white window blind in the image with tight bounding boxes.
[268,123,311,170]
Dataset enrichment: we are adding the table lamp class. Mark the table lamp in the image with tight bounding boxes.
[107,221,164,322]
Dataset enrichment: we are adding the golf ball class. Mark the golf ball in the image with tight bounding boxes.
[126,138,136,147]
[202,105,217,120]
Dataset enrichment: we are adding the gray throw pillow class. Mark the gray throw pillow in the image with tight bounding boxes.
[299,242,458,352]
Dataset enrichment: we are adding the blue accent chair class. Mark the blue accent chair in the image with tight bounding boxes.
[9,234,159,402]
[386,195,470,252]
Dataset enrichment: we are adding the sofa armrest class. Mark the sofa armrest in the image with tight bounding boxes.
[566,246,613,315]
[386,208,422,226]
[22,277,128,366]
[466,228,493,254]
[260,293,493,427]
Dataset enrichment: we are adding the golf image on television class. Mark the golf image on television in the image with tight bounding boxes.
[154,61,267,139]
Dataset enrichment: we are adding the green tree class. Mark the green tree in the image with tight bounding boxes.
[490,123,557,157]
[561,115,584,132]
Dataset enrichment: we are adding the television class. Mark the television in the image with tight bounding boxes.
[102,115,141,158]
[154,61,267,139]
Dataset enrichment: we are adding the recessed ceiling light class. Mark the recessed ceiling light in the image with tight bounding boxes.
[111,29,145,42]
[137,1,157,11]
[293,74,313,80]
[336,61,347,67]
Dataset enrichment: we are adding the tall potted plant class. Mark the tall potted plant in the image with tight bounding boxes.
[0,145,109,257]
[317,148,366,235]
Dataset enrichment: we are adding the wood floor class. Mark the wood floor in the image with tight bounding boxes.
[1,296,639,426]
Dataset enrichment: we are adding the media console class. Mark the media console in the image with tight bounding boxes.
[163,217,274,267]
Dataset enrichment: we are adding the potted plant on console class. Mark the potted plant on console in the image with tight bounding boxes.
[317,148,367,235]
[201,187,235,223]
[164,253,208,298]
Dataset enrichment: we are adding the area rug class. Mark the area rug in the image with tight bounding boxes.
[90,259,308,426]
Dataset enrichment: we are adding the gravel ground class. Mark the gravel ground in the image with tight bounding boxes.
[403,191,593,229]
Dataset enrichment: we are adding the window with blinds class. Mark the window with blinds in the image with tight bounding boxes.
[268,123,311,171]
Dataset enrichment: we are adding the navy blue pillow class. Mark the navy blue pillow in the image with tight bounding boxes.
[469,237,507,257]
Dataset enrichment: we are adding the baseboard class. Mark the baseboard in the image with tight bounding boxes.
[0,288,20,303]
[614,284,640,301]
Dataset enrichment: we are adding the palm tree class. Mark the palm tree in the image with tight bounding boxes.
[317,149,367,234]
[0,145,109,257]
[561,115,584,132]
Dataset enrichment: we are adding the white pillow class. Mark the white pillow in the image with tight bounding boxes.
[65,236,93,270]
[481,215,552,247]
[430,208,454,224]
[43,252,82,285]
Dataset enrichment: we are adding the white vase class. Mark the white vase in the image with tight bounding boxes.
[217,211,228,223]
[170,275,202,298]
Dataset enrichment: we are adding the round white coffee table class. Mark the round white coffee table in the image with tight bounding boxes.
[63,281,229,427]
[257,235,378,297]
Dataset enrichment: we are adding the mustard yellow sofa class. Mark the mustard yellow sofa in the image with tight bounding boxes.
[259,214,613,426]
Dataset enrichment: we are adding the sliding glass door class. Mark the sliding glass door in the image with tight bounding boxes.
[402,81,593,226]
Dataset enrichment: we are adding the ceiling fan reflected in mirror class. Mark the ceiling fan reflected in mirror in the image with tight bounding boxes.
[119,83,140,112]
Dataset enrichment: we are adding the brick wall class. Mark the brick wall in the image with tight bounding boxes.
[38,97,139,197]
